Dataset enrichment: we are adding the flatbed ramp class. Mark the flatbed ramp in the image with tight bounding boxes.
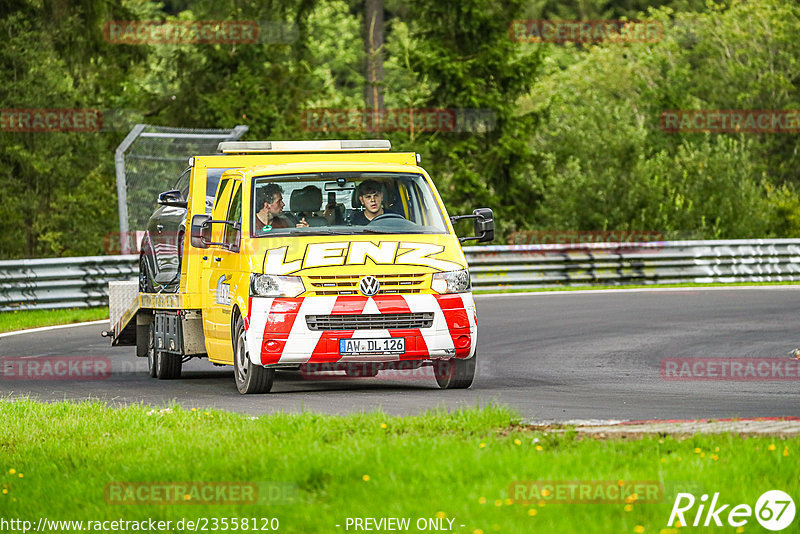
[107,281,185,347]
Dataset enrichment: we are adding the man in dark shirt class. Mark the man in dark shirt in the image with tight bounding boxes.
[254,183,308,232]
[350,179,387,225]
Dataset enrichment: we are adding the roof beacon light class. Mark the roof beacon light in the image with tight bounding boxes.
[217,139,391,154]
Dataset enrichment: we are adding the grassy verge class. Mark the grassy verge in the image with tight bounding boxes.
[1,400,797,533]
[474,280,800,294]
[0,307,108,333]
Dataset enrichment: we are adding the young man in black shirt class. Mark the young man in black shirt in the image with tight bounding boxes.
[350,179,386,225]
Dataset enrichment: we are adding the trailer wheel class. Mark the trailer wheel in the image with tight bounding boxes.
[233,316,274,394]
[433,353,477,389]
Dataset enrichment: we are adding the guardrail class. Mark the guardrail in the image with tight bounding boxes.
[0,255,138,311]
[464,239,800,291]
[2,239,800,310]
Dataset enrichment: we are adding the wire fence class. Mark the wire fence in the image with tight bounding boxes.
[115,124,248,251]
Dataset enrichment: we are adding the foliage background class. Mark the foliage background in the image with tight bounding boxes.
[1,0,798,258]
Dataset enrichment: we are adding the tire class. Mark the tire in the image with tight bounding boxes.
[233,316,274,394]
[139,253,153,293]
[433,353,477,389]
[155,350,182,379]
[150,317,181,379]
[147,321,157,378]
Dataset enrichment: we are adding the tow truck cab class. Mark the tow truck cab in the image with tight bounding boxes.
[117,139,493,394]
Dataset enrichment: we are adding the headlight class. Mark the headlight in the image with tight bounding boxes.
[431,269,471,294]
[251,274,305,297]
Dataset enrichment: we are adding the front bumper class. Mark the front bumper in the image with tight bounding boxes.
[245,293,477,366]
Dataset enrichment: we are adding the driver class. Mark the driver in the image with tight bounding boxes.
[350,179,385,225]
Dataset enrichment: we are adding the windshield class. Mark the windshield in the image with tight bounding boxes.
[251,172,448,237]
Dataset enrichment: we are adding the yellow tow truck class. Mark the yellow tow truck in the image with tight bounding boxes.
[105,139,494,393]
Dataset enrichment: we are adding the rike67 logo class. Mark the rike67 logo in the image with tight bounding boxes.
[668,490,795,531]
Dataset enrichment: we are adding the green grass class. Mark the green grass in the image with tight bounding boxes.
[474,280,800,294]
[0,307,108,333]
[1,400,798,533]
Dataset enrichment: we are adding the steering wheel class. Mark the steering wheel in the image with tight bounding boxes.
[368,213,405,223]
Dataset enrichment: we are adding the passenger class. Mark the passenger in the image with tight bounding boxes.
[255,184,308,230]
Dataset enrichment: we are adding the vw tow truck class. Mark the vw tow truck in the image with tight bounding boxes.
[104,139,494,393]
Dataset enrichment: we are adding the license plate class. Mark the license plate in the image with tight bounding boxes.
[339,338,405,355]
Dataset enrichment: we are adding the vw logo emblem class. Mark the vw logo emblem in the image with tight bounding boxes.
[358,276,380,297]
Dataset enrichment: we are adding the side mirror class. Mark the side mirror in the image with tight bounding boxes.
[191,214,241,250]
[472,207,494,243]
[450,208,495,244]
[190,214,211,249]
[158,189,188,208]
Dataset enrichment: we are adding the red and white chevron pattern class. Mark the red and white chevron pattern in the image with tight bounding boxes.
[244,293,476,365]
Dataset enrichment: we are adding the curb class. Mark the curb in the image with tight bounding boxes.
[527,417,800,435]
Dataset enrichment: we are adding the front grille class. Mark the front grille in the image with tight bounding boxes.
[306,273,426,296]
[306,313,434,331]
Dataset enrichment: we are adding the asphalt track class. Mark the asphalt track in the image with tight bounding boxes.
[2,287,800,420]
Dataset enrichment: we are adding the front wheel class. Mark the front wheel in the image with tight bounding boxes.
[433,353,477,389]
[233,316,274,394]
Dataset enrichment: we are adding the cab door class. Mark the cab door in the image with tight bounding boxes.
[201,178,240,363]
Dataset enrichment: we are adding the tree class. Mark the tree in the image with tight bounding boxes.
[382,0,544,237]
[520,0,800,239]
